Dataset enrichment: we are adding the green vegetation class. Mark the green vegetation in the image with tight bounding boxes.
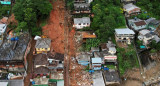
[13,0,52,36]
[117,45,139,76]
[90,0,125,42]
[106,65,116,69]
[136,0,160,19]
[0,4,11,18]
[149,41,160,51]
[85,38,100,51]
[66,0,74,10]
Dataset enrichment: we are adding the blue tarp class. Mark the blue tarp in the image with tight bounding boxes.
[140,45,146,49]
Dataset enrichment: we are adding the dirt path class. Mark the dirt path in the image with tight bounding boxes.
[24,38,36,86]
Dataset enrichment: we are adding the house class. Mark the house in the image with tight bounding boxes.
[106,41,116,55]
[103,70,120,85]
[115,28,135,44]
[76,52,90,66]
[146,18,160,31]
[92,71,105,86]
[128,19,147,31]
[91,58,102,70]
[35,38,51,54]
[34,53,64,71]
[100,41,116,55]
[74,3,90,14]
[73,17,90,29]
[0,0,11,5]
[138,30,158,45]
[123,3,141,17]
[0,33,31,82]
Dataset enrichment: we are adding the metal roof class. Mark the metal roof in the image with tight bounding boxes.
[123,3,140,12]
[92,58,102,63]
[139,29,150,35]
[74,17,90,24]
[35,38,51,48]
[115,28,135,35]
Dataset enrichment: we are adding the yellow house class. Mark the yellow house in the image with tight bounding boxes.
[35,38,51,54]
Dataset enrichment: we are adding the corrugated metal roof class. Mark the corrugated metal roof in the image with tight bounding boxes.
[92,58,102,63]
[74,17,90,24]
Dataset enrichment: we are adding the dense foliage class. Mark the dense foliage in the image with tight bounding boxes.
[13,0,52,35]
[117,45,139,75]
[85,38,100,51]
[90,0,126,42]
[136,0,160,19]
[149,41,160,51]
[0,4,11,18]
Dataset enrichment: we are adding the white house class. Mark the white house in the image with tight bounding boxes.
[138,30,155,45]
[128,19,147,31]
[115,28,135,44]
[73,17,90,29]
[106,41,116,55]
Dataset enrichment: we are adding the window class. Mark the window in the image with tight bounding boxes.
[79,23,81,25]
[45,48,48,50]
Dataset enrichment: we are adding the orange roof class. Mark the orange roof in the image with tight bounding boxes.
[82,32,96,38]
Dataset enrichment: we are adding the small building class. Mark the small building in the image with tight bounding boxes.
[103,54,117,63]
[146,18,160,31]
[0,0,11,5]
[138,30,156,45]
[35,38,51,54]
[0,17,8,24]
[73,17,90,29]
[92,71,105,86]
[115,28,135,44]
[100,41,116,55]
[103,70,120,85]
[123,3,141,17]
[0,24,7,44]
[91,58,102,70]
[128,19,147,31]
[107,41,116,55]
[76,52,90,66]
[73,3,90,14]
[82,31,96,42]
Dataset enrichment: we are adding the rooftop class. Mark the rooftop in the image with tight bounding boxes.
[74,17,90,24]
[81,31,96,38]
[74,3,90,10]
[123,3,140,12]
[115,28,135,35]
[34,54,49,66]
[92,71,105,86]
[103,70,120,82]
[34,66,50,74]
[134,20,146,26]
[35,38,51,49]
[0,33,30,61]
[139,29,150,36]
[92,58,102,64]
[76,52,90,62]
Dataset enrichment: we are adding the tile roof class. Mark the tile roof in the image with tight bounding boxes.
[134,21,146,26]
